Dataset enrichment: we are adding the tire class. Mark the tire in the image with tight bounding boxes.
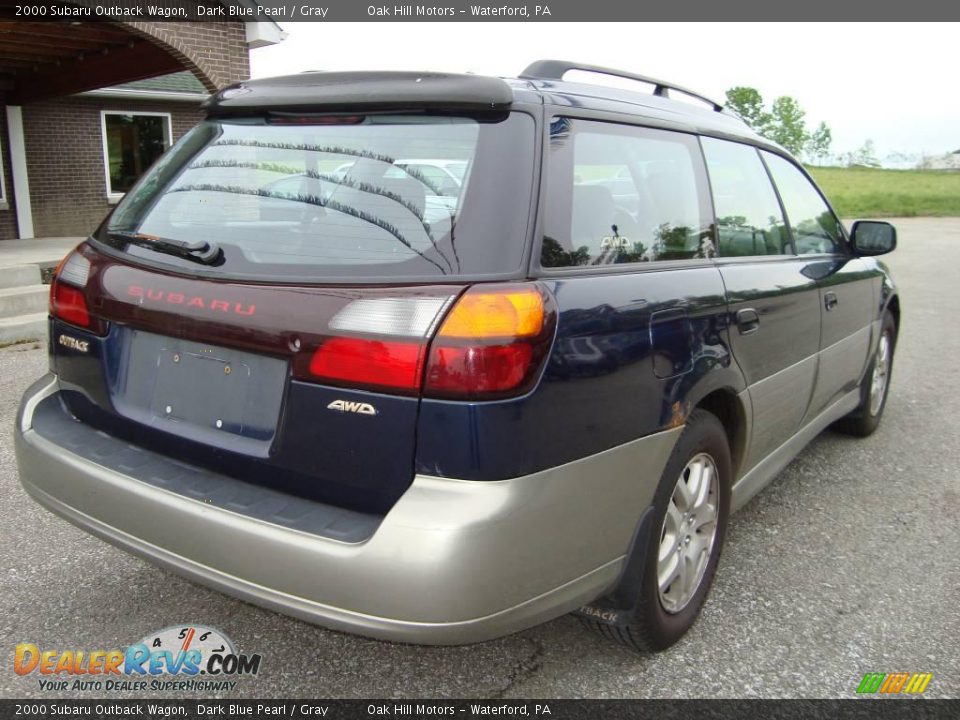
[833,310,897,438]
[580,409,731,652]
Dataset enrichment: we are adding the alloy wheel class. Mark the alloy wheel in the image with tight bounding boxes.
[869,332,891,417]
[657,452,720,614]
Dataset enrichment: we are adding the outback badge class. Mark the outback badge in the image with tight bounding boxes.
[58,334,89,353]
[326,399,378,416]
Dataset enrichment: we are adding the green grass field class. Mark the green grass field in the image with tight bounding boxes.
[808,166,960,218]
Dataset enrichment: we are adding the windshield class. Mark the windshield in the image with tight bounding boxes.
[98,113,535,282]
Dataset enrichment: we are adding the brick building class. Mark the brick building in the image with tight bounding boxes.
[0,19,285,240]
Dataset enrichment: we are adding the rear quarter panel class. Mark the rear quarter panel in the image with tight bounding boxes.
[415,265,745,480]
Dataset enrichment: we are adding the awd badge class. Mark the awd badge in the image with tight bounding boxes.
[326,399,377,416]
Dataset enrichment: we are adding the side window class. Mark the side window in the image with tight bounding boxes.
[762,152,845,255]
[701,138,791,257]
[541,119,713,267]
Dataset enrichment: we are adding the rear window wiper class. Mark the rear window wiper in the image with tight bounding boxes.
[108,231,222,265]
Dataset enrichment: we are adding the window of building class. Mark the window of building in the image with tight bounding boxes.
[541,118,713,268]
[101,111,172,199]
[701,137,791,257]
[762,151,846,255]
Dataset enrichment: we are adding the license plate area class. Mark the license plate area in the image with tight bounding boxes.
[153,348,250,434]
[112,329,287,457]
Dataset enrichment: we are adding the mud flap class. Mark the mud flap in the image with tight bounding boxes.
[574,506,654,627]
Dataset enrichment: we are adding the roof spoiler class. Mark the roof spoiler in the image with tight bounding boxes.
[204,71,514,116]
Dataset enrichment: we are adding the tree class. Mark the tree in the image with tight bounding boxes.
[767,96,808,156]
[724,85,833,161]
[725,87,770,134]
[805,122,833,165]
[883,151,917,169]
[847,139,880,168]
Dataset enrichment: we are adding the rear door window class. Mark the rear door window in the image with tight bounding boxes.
[541,119,714,267]
[99,113,535,282]
[701,137,791,257]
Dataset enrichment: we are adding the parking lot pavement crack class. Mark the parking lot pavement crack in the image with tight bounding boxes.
[491,636,546,699]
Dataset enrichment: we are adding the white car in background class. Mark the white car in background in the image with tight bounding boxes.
[395,158,468,197]
[332,158,467,225]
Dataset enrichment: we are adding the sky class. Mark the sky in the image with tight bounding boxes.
[249,22,960,164]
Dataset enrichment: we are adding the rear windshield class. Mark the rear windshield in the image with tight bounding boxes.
[96,113,535,282]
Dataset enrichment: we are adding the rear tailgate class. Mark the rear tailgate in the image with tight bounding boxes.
[50,108,537,513]
[52,245,465,514]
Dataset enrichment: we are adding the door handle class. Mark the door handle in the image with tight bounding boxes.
[824,291,839,311]
[736,308,760,335]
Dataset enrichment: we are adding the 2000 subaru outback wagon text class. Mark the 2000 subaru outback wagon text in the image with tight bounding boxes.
[15,61,899,651]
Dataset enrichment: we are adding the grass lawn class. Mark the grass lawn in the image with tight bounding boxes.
[808,166,960,218]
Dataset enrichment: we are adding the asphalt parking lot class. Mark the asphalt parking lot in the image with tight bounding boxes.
[1,218,957,699]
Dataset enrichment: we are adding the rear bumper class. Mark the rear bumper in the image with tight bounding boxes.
[15,374,679,644]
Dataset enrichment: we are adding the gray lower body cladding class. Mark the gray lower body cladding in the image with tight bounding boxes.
[15,374,680,644]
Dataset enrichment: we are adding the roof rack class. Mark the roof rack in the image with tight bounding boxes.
[519,60,725,113]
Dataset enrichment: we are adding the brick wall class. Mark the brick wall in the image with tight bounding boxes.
[128,21,251,92]
[0,110,17,240]
[21,97,204,238]
[0,20,250,240]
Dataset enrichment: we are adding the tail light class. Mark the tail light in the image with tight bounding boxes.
[51,283,89,328]
[308,337,425,392]
[300,295,455,395]
[301,283,556,399]
[424,285,555,399]
[49,247,106,335]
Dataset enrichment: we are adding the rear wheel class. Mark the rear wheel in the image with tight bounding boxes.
[580,409,731,652]
[834,310,896,437]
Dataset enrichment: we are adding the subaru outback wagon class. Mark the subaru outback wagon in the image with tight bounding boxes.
[15,61,899,651]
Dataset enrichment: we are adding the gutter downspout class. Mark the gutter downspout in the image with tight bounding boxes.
[5,106,34,239]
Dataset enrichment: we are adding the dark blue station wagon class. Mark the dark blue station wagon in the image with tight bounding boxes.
[15,61,899,651]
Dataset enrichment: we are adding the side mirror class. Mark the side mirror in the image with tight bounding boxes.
[851,220,896,256]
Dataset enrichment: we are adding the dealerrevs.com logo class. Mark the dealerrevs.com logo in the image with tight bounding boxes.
[14,625,261,693]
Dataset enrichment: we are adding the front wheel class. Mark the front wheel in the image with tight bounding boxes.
[580,409,731,652]
[834,309,897,437]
